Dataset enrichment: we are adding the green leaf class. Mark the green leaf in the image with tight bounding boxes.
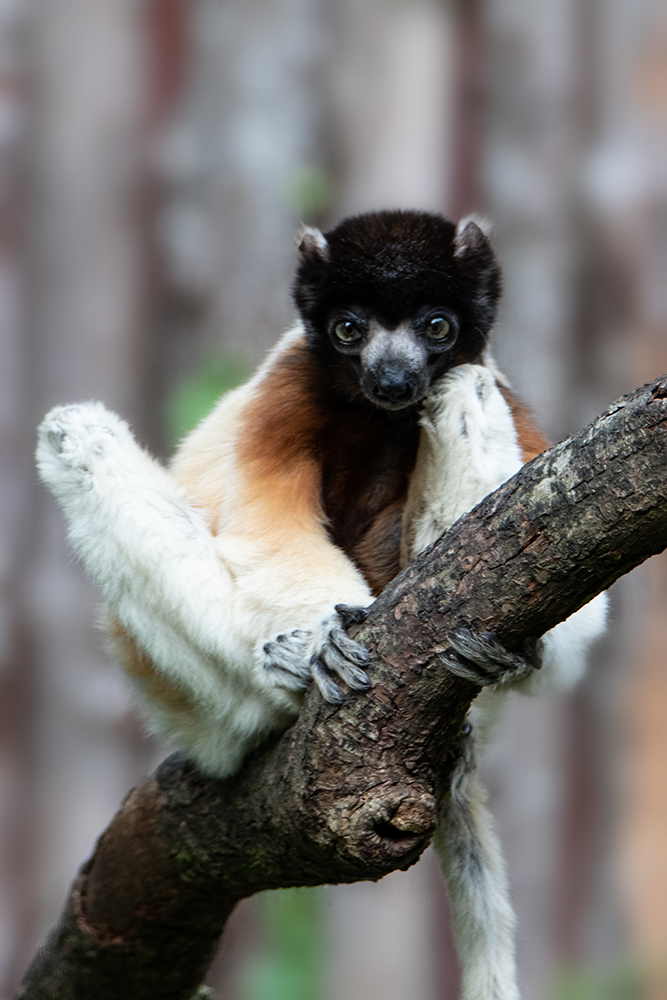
[165,349,251,447]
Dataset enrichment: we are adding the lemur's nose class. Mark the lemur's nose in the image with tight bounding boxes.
[372,366,416,404]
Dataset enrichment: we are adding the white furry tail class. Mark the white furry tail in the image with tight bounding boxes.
[435,763,520,1000]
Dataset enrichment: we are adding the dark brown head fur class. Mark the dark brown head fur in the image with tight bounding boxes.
[290,210,504,590]
[294,210,501,409]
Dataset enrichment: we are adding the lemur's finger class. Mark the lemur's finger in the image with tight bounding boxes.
[310,656,344,704]
[320,640,371,691]
[275,630,312,656]
[263,660,312,692]
[328,627,370,666]
[263,639,312,689]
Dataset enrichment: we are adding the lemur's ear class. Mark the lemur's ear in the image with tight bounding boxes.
[453,214,500,333]
[453,214,493,260]
[296,225,330,265]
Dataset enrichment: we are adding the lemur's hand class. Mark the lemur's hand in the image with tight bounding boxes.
[263,604,371,703]
[445,628,543,687]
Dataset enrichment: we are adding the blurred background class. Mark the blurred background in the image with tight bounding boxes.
[1,0,667,997]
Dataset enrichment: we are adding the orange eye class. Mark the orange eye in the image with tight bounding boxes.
[334,320,362,344]
[426,317,451,341]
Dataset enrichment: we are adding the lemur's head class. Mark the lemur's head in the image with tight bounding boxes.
[293,210,501,411]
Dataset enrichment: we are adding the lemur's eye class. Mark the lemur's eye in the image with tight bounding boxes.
[334,320,362,344]
[426,317,451,341]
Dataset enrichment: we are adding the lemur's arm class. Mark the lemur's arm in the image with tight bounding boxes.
[401,364,606,1000]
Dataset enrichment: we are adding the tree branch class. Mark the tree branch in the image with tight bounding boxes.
[18,375,667,1000]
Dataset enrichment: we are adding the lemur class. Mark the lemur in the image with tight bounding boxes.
[36,210,607,1000]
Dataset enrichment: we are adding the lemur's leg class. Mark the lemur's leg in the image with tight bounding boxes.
[36,403,370,708]
[401,363,524,565]
[435,724,519,1000]
[402,365,526,1000]
[402,363,538,690]
[36,403,244,708]
[403,364,606,1000]
[403,363,607,695]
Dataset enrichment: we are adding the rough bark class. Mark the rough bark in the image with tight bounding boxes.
[18,375,667,1000]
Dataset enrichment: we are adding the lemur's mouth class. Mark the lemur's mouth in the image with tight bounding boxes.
[365,391,422,411]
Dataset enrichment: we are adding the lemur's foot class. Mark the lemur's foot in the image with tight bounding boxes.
[421,364,524,476]
[445,627,542,687]
[36,402,135,496]
[263,604,371,703]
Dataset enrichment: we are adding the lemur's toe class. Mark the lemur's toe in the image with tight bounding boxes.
[320,636,371,691]
[309,606,372,701]
[445,627,539,686]
[317,606,372,694]
[263,628,313,692]
[310,656,345,703]
[37,403,131,482]
[334,603,369,628]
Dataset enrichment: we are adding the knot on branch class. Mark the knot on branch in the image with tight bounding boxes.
[329,784,436,870]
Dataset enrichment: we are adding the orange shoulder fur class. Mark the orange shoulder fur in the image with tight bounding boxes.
[497,383,550,462]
